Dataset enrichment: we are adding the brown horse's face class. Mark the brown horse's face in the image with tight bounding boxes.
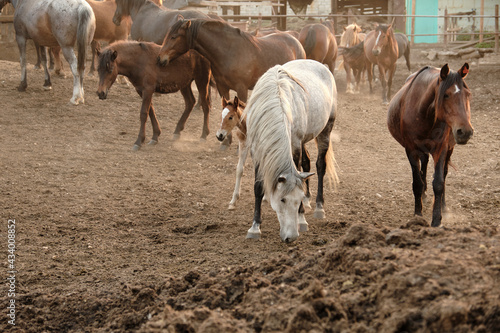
[437,63,473,145]
[216,97,240,142]
[112,0,128,26]
[96,50,119,100]
[372,25,392,56]
[157,20,191,66]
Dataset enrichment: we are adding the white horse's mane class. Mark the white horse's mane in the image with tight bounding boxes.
[244,65,303,197]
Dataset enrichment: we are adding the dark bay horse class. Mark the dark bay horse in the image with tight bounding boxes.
[298,19,338,74]
[395,32,411,72]
[387,63,473,227]
[339,42,366,94]
[112,0,211,44]
[96,41,212,150]
[157,18,306,103]
[0,0,96,105]
[364,23,399,104]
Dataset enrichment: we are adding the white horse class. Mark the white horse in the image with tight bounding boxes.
[0,0,96,105]
[245,59,338,243]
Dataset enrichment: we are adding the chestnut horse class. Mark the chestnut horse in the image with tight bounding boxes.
[339,42,366,94]
[364,23,398,104]
[298,19,338,74]
[86,0,132,74]
[0,0,95,105]
[96,41,212,150]
[157,18,306,103]
[387,63,473,227]
[112,0,211,44]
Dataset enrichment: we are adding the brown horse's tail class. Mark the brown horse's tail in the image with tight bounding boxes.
[76,5,95,74]
[303,29,316,56]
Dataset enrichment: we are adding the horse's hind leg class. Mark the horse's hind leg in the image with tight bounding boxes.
[61,46,84,105]
[314,120,335,219]
[16,35,28,91]
[173,85,196,140]
[39,47,52,90]
[89,40,99,75]
[148,103,161,146]
[406,149,425,217]
[194,70,212,140]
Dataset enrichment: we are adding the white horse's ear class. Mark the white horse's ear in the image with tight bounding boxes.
[299,172,315,181]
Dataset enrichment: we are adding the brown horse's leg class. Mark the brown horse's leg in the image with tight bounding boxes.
[301,146,312,208]
[89,40,99,74]
[194,66,212,140]
[148,104,161,145]
[345,62,353,93]
[387,64,397,103]
[431,148,449,227]
[173,85,196,140]
[133,91,152,151]
[39,46,52,90]
[406,149,425,217]
[420,153,429,199]
[441,148,454,213]
[366,61,374,94]
[379,66,388,104]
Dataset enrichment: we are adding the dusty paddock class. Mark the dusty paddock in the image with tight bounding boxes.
[0,41,500,332]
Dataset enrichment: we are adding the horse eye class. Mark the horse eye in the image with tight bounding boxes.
[444,93,449,99]
[229,116,233,120]
[281,198,286,204]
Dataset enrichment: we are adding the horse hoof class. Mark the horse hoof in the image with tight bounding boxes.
[43,86,52,91]
[172,134,180,141]
[132,144,141,151]
[219,144,229,151]
[299,223,309,232]
[228,204,236,211]
[246,232,261,239]
[314,209,325,219]
[148,140,158,146]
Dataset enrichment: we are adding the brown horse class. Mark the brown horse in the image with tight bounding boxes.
[86,0,132,74]
[387,63,473,227]
[395,32,411,72]
[96,41,212,150]
[215,96,248,210]
[298,19,338,74]
[157,18,306,103]
[364,23,399,104]
[339,42,366,94]
[250,27,300,39]
[112,0,211,44]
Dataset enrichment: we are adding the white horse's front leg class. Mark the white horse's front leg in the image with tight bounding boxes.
[228,141,248,210]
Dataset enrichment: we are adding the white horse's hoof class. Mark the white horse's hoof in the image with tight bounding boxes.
[148,140,158,146]
[314,209,325,219]
[299,223,309,232]
[228,204,236,211]
[303,197,312,210]
[246,231,261,239]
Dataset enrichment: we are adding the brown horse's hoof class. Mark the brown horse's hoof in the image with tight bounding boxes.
[132,144,141,151]
[219,144,229,151]
[148,140,158,146]
[17,83,27,92]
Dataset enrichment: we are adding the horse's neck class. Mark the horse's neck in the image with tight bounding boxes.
[236,109,247,135]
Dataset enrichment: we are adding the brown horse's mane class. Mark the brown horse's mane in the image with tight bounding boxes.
[98,40,156,71]
[122,0,159,14]
[170,18,256,49]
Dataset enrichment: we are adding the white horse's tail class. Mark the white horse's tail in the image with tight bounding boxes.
[325,140,339,190]
[76,5,95,73]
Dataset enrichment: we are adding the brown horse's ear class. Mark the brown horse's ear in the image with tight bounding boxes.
[96,49,101,57]
[440,64,450,81]
[343,26,347,31]
[459,63,469,78]
[111,50,117,61]
[233,96,239,108]
[356,24,362,32]
[222,96,228,108]
[181,20,191,30]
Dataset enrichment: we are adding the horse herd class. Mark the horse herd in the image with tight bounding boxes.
[1,0,474,242]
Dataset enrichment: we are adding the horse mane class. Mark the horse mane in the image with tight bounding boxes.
[122,0,159,13]
[99,40,157,70]
[171,19,255,49]
[245,66,304,196]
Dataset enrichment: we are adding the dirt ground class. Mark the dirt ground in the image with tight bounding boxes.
[1,38,499,332]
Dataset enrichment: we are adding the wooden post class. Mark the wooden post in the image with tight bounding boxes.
[411,0,415,45]
[495,4,499,53]
[480,0,484,43]
[444,8,448,48]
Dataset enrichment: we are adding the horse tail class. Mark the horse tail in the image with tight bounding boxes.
[76,4,95,74]
[325,139,339,190]
[303,29,316,56]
